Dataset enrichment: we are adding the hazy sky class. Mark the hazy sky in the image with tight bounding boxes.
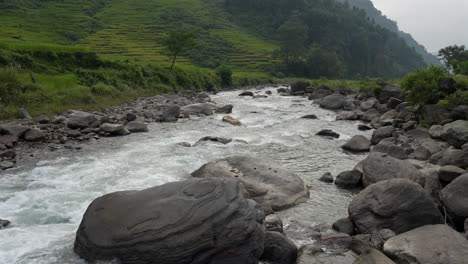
[371,0,468,52]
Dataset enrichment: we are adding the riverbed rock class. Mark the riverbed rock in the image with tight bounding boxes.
[441,120,468,148]
[239,91,254,96]
[360,98,377,111]
[361,152,426,186]
[360,109,380,122]
[335,170,362,189]
[192,156,309,211]
[291,81,310,94]
[74,178,265,264]
[0,219,11,228]
[125,121,148,133]
[0,161,15,170]
[24,129,46,142]
[320,94,348,110]
[342,135,371,153]
[0,135,18,148]
[379,84,402,103]
[371,142,407,160]
[348,179,443,234]
[181,103,214,116]
[383,224,468,264]
[301,114,318,119]
[316,129,340,139]
[371,126,394,145]
[336,111,359,121]
[17,108,32,119]
[222,116,243,126]
[297,245,357,264]
[420,104,451,125]
[99,123,129,136]
[353,249,396,264]
[265,214,283,233]
[437,148,468,168]
[161,105,180,122]
[0,149,16,159]
[441,174,468,219]
[439,165,466,182]
[308,86,334,100]
[67,117,92,129]
[215,105,233,114]
[33,115,50,124]
[261,231,297,264]
[332,218,355,236]
[319,172,334,183]
[194,136,232,146]
[0,125,30,138]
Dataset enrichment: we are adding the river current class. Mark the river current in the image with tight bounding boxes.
[0,88,372,263]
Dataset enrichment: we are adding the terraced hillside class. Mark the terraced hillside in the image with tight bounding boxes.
[0,0,277,71]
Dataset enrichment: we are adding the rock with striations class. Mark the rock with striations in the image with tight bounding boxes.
[371,126,395,145]
[441,174,468,219]
[125,121,148,133]
[74,178,265,264]
[348,179,443,235]
[24,129,46,142]
[319,94,348,110]
[342,135,371,153]
[215,105,233,114]
[353,248,396,264]
[335,170,363,189]
[371,142,407,160]
[192,156,309,211]
[383,224,468,264]
[361,152,426,186]
[441,120,468,148]
[261,231,297,264]
[181,103,215,116]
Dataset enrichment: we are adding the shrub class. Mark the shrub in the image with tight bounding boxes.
[216,65,233,87]
[401,66,447,105]
[0,67,22,105]
[91,82,120,97]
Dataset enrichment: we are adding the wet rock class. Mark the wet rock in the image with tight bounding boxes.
[222,116,243,126]
[301,114,318,119]
[357,124,372,131]
[437,148,467,168]
[371,126,395,145]
[291,81,310,95]
[308,86,334,100]
[297,245,357,264]
[439,165,466,182]
[379,84,402,103]
[0,135,18,148]
[215,105,233,114]
[0,125,30,138]
[239,91,254,96]
[196,92,211,103]
[319,172,334,183]
[99,123,129,136]
[360,108,380,122]
[362,152,426,186]
[336,111,359,121]
[0,161,15,170]
[33,115,50,124]
[316,129,340,139]
[194,136,232,146]
[441,120,468,148]
[177,142,191,148]
[320,94,348,110]
[192,156,309,211]
[318,233,353,252]
[349,179,443,234]
[265,90,272,95]
[277,88,287,93]
[371,142,407,160]
[441,174,468,219]
[0,149,16,159]
[353,249,396,264]
[0,219,11,228]
[253,95,268,99]
[332,218,355,236]
[125,121,148,133]
[180,103,214,116]
[265,214,283,233]
[74,178,265,264]
[261,232,297,264]
[335,170,362,189]
[383,224,468,264]
[17,108,32,119]
[342,135,371,153]
[161,105,180,122]
[24,129,46,142]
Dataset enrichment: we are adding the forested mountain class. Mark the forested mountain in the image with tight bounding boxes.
[0,0,427,78]
[335,0,441,66]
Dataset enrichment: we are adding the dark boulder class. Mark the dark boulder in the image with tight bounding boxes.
[301,114,318,119]
[125,121,148,133]
[348,179,444,234]
[24,129,46,142]
[261,232,297,264]
[319,172,334,183]
[192,156,309,211]
[0,125,30,138]
[437,148,468,168]
[308,85,333,100]
[181,103,214,116]
[441,174,468,220]
[74,178,265,264]
[335,170,362,189]
[420,104,451,125]
[215,105,233,114]
[332,218,355,236]
[371,142,408,160]
[290,81,310,94]
[239,91,254,96]
[357,124,372,131]
[265,214,283,233]
[0,149,16,159]
[316,129,340,139]
[386,97,403,109]
[378,84,402,103]
[439,165,465,182]
[0,219,11,228]
[194,136,232,146]
[320,94,348,110]
[371,126,395,145]
[342,135,371,153]
[452,105,468,120]
[360,108,380,122]
[33,115,50,124]
[161,105,180,122]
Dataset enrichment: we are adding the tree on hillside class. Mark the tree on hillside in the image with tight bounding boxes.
[438,45,468,72]
[276,20,308,64]
[162,29,199,70]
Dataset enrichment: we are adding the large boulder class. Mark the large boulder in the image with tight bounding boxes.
[308,86,333,100]
[161,105,180,122]
[371,142,407,160]
[383,224,468,264]
[441,120,468,148]
[125,121,148,133]
[0,125,30,138]
[361,152,426,187]
[66,112,98,129]
[320,94,348,110]
[438,77,457,94]
[192,156,309,211]
[378,84,402,103]
[181,103,215,116]
[99,123,130,136]
[360,109,380,122]
[437,148,468,168]
[261,232,297,264]
[24,129,46,142]
[291,81,310,94]
[441,174,468,219]
[74,178,265,264]
[341,135,371,153]
[335,170,362,189]
[371,126,395,145]
[348,179,443,234]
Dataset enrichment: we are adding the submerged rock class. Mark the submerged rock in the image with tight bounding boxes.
[74,178,265,264]
[192,156,309,211]
[316,129,340,139]
[194,136,232,146]
[239,91,254,96]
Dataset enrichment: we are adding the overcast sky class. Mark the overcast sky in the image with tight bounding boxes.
[371,0,468,53]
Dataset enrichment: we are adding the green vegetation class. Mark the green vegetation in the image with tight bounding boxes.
[162,30,199,69]
[438,45,468,72]
[401,66,447,105]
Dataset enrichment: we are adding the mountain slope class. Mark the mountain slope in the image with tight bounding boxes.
[336,0,441,66]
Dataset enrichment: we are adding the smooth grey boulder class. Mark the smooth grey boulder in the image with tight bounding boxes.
[125,121,148,133]
[342,135,371,153]
[371,126,394,145]
[335,170,362,189]
[371,142,408,160]
[74,178,265,264]
[439,165,465,182]
[192,156,309,211]
[161,105,180,122]
[215,105,233,114]
[379,84,402,103]
[383,225,468,264]
[441,120,468,148]
[261,231,297,264]
[437,148,468,168]
[332,218,355,236]
[99,123,129,136]
[360,98,377,111]
[441,174,468,218]
[353,249,396,264]
[0,125,30,138]
[319,172,334,183]
[320,94,348,110]
[181,103,215,116]
[361,152,426,186]
[348,179,443,234]
[24,129,46,142]
[360,109,380,122]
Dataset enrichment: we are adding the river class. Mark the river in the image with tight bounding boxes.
[0,87,372,263]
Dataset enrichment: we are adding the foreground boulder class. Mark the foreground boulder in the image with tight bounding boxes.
[192,156,309,211]
[74,178,265,264]
[348,179,443,234]
[441,120,468,148]
[261,232,297,264]
[361,152,425,186]
[441,174,468,220]
[335,170,362,189]
[342,135,371,152]
[383,225,468,264]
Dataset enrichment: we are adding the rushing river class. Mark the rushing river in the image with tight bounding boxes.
[0,88,372,263]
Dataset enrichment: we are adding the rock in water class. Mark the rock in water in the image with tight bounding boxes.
[316,129,340,138]
[353,249,396,264]
[239,91,254,96]
[192,156,309,211]
[319,94,348,110]
[194,136,232,146]
[261,231,297,264]
[348,179,443,235]
[222,116,243,126]
[181,103,215,116]
[383,225,468,264]
[215,105,233,114]
[74,178,265,264]
[125,121,148,133]
[341,135,371,153]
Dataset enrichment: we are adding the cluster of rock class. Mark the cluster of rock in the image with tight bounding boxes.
[0,91,236,171]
